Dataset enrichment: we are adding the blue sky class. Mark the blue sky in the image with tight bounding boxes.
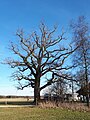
[0,0,90,96]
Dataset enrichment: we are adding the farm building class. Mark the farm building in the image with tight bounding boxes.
[76,83,90,102]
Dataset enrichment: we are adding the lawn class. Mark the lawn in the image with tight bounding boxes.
[0,107,90,120]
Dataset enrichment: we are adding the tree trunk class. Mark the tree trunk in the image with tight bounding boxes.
[34,79,40,105]
[86,83,89,107]
[83,49,89,107]
[86,94,89,107]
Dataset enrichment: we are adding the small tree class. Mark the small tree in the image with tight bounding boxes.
[50,77,67,102]
[5,23,76,104]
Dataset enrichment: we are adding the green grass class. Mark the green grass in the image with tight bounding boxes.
[0,107,90,120]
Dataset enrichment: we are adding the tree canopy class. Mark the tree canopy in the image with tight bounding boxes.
[5,23,77,103]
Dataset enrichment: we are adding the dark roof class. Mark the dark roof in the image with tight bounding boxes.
[76,83,90,96]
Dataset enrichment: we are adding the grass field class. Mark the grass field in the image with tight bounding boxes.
[0,98,90,120]
[0,107,90,120]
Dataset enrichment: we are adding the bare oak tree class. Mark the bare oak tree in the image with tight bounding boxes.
[5,23,75,104]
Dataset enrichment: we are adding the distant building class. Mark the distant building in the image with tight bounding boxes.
[44,93,79,102]
[76,83,90,102]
